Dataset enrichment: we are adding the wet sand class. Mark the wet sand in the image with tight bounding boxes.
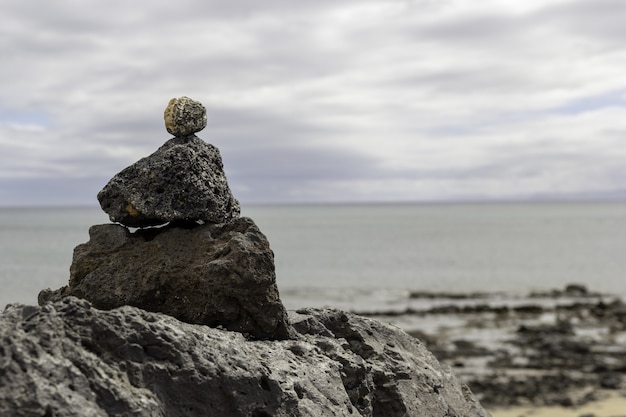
[490,390,626,417]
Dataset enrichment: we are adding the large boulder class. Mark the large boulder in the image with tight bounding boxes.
[0,297,491,417]
[39,217,290,340]
[97,135,240,227]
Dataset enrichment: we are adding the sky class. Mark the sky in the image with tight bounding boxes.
[1,0,625,206]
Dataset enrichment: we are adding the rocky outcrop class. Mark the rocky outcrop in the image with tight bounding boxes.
[38,217,290,340]
[97,135,240,227]
[23,97,491,416]
[0,297,490,417]
[361,286,626,408]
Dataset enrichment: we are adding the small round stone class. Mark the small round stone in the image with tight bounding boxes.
[164,96,207,137]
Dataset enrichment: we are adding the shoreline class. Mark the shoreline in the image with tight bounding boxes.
[356,285,626,410]
[490,390,626,417]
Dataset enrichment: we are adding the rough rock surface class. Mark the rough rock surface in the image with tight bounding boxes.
[163,96,207,137]
[97,135,240,227]
[0,297,490,417]
[39,217,290,340]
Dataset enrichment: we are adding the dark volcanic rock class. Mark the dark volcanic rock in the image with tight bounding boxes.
[0,297,490,417]
[39,217,290,340]
[97,135,240,227]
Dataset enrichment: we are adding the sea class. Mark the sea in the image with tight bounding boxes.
[1,201,625,311]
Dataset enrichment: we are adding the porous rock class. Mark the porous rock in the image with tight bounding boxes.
[163,96,207,136]
[97,135,240,227]
[39,217,290,340]
[1,297,491,417]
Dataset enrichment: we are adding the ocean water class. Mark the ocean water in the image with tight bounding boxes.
[1,202,624,311]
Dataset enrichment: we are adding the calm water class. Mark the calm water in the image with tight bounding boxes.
[1,202,625,310]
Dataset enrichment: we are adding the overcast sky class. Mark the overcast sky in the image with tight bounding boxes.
[1,0,625,206]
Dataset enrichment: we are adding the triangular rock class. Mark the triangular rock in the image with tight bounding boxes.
[98,135,240,227]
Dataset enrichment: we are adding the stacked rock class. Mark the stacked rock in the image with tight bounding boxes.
[98,96,240,227]
[39,97,291,340]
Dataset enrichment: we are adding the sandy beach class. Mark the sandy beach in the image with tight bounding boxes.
[490,390,626,417]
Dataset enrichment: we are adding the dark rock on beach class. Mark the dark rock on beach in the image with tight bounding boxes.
[528,283,600,298]
[97,135,240,227]
[39,217,290,340]
[360,286,626,409]
[0,297,490,417]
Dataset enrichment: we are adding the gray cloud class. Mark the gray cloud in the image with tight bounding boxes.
[539,0,626,44]
[1,0,625,206]
[226,146,385,203]
[0,177,108,207]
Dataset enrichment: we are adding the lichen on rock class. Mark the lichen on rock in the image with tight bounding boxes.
[163,96,207,137]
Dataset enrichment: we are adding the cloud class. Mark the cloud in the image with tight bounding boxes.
[1,0,625,206]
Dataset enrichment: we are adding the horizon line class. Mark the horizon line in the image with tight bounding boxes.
[1,195,625,210]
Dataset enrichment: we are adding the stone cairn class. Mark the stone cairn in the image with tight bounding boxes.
[39,96,291,340]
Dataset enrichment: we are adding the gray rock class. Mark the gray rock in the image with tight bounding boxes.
[97,135,240,227]
[0,297,491,417]
[164,96,207,137]
[39,217,290,340]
